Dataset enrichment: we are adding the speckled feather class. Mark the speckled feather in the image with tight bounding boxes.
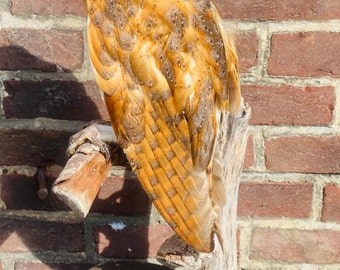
[84,0,240,252]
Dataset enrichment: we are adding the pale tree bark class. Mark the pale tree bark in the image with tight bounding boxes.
[53,100,250,270]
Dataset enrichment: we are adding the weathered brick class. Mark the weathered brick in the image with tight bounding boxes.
[250,228,340,263]
[214,0,340,20]
[95,224,174,258]
[0,217,84,252]
[268,32,340,77]
[265,136,340,173]
[0,28,83,72]
[322,184,340,222]
[242,85,335,125]
[238,182,313,218]
[235,33,258,73]
[243,135,254,169]
[15,262,95,270]
[90,175,150,215]
[3,80,109,121]
[11,0,86,17]
[0,128,72,166]
[0,174,68,211]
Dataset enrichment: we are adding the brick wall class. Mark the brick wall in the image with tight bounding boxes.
[0,0,339,269]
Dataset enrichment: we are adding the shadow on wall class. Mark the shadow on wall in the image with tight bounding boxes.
[0,44,108,167]
[89,166,152,259]
[0,46,155,268]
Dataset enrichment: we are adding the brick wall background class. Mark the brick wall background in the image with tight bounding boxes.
[0,0,339,269]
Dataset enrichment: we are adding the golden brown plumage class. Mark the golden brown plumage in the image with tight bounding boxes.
[84,0,240,252]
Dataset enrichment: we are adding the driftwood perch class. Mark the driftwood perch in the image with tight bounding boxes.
[52,142,112,216]
[52,124,117,216]
[53,101,250,269]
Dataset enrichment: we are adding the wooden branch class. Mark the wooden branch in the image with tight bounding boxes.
[157,100,251,269]
[52,124,124,216]
[52,142,112,216]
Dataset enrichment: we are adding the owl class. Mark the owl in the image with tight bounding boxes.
[83,0,240,252]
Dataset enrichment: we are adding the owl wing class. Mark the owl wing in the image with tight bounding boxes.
[84,0,240,252]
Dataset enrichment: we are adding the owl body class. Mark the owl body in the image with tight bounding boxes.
[84,0,240,252]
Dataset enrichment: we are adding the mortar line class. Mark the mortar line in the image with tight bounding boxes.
[332,81,340,128]
[225,20,340,33]
[237,218,340,231]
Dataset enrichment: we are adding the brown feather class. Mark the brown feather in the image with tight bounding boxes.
[83,0,241,252]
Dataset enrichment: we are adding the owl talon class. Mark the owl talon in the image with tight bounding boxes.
[99,143,111,163]
[67,125,111,163]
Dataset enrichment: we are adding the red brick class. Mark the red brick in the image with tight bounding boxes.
[3,80,109,121]
[0,128,72,166]
[250,228,340,263]
[243,135,254,169]
[0,28,83,72]
[11,0,86,17]
[0,217,84,252]
[268,33,340,77]
[238,182,313,218]
[95,224,174,258]
[235,33,258,73]
[265,136,340,173]
[90,175,150,215]
[15,262,95,270]
[242,85,335,125]
[213,0,340,20]
[0,174,69,211]
[322,184,340,222]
